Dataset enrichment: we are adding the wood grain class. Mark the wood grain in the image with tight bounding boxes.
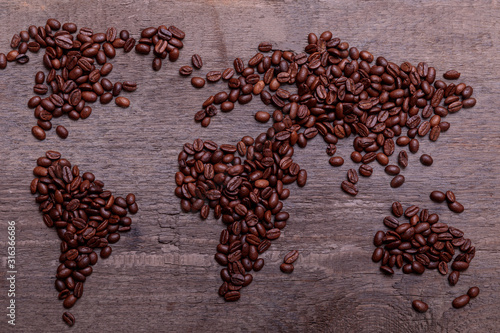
[1,0,499,332]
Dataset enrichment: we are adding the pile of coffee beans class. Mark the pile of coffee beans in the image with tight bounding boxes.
[0,18,140,140]
[372,200,477,312]
[31,150,138,325]
[176,135,305,301]
[135,25,185,71]
[188,32,476,194]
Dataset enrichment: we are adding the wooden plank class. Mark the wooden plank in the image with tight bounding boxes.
[0,0,499,332]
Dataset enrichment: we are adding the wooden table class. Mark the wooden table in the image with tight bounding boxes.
[1,1,499,332]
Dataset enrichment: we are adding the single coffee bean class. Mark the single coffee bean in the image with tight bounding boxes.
[420,154,433,166]
[191,54,203,69]
[446,190,456,203]
[179,65,193,76]
[372,248,384,262]
[32,126,46,140]
[115,97,130,108]
[412,300,429,313]
[392,202,403,217]
[449,270,460,286]
[191,77,206,88]
[385,165,400,176]
[359,164,373,177]
[430,190,446,202]
[206,71,222,82]
[329,156,344,167]
[284,250,299,264]
[280,263,294,273]
[398,151,408,168]
[255,111,270,123]
[62,312,75,326]
[380,266,394,275]
[452,295,470,308]
[56,125,68,139]
[443,70,460,80]
[390,175,405,188]
[467,287,480,298]
[341,181,358,196]
[448,201,464,213]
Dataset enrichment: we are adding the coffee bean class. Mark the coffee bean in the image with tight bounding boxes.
[359,164,373,177]
[438,261,448,275]
[0,53,7,69]
[179,65,193,76]
[115,97,130,108]
[443,70,460,80]
[380,266,394,275]
[372,248,384,262]
[430,190,446,203]
[284,250,299,264]
[398,151,408,168]
[341,180,358,196]
[448,201,464,213]
[191,54,203,69]
[280,263,294,273]
[56,125,68,139]
[329,156,344,167]
[420,154,433,166]
[467,287,480,298]
[191,77,206,88]
[449,270,460,286]
[32,126,46,140]
[385,165,400,176]
[224,291,240,302]
[206,71,222,82]
[412,300,429,313]
[62,312,75,326]
[452,294,470,308]
[390,175,405,188]
[255,111,270,123]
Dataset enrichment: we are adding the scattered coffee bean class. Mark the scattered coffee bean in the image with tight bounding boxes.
[420,154,433,166]
[62,312,75,327]
[412,300,429,313]
[191,54,203,69]
[390,175,405,188]
[430,190,446,203]
[191,77,206,88]
[55,125,68,139]
[280,263,294,274]
[444,70,461,80]
[452,295,470,308]
[467,287,480,298]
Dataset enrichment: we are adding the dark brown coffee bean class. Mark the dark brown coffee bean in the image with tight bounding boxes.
[448,201,464,213]
[255,111,270,123]
[412,300,428,313]
[224,291,240,301]
[284,250,299,264]
[280,263,294,273]
[191,77,205,88]
[449,270,460,286]
[430,190,446,203]
[467,287,480,298]
[451,261,469,271]
[390,175,405,188]
[385,165,400,176]
[62,312,75,326]
[341,181,358,196]
[179,65,193,76]
[56,125,68,139]
[206,71,222,82]
[32,126,46,140]
[115,97,130,108]
[372,248,384,262]
[380,266,394,275]
[347,169,358,184]
[452,295,470,309]
[443,70,460,80]
[329,156,344,167]
[398,151,408,168]
[0,53,7,69]
[420,154,433,166]
[359,164,373,177]
[191,54,203,69]
[438,261,448,275]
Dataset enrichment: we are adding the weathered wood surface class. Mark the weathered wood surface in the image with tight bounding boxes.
[1,0,499,332]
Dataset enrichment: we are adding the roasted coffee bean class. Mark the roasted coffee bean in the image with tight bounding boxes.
[452,295,470,309]
[32,126,46,140]
[329,156,344,167]
[56,125,68,139]
[191,54,203,69]
[448,201,464,213]
[420,154,433,166]
[430,190,446,203]
[191,77,205,88]
[390,175,405,188]
[255,111,270,123]
[449,270,460,286]
[359,164,373,177]
[206,71,222,82]
[443,70,460,80]
[115,97,130,108]
[467,287,480,298]
[398,151,408,168]
[341,181,358,196]
[179,65,193,76]
[62,312,75,326]
[280,263,294,273]
[412,300,428,313]
[284,250,299,264]
[385,165,400,176]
